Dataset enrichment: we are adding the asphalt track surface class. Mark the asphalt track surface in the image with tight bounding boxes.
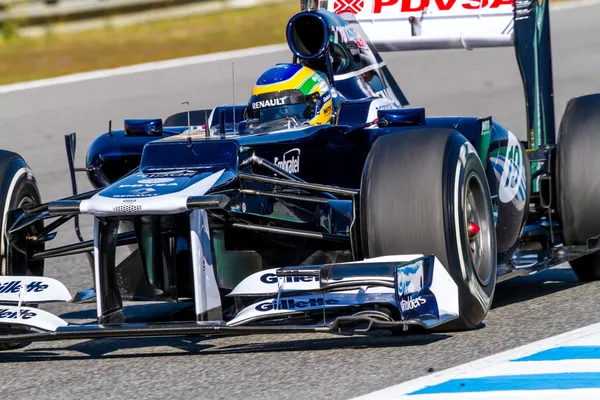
[1,4,600,399]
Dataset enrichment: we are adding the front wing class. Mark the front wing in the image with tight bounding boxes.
[0,254,459,345]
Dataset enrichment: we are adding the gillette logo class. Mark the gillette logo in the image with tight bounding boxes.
[256,298,339,311]
[0,281,49,294]
[0,309,37,320]
[260,273,318,284]
[400,296,426,312]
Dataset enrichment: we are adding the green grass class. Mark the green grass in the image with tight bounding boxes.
[0,1,298,85]
[0,0,570,85]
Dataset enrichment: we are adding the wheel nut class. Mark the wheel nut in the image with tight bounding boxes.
[468,222,480,237]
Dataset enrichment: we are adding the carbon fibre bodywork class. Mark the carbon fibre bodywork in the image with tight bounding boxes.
[87,113,527,257]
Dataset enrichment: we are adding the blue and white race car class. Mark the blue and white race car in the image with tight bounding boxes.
[1,0,599,349]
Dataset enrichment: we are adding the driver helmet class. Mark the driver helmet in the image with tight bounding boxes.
[247,64,333,125]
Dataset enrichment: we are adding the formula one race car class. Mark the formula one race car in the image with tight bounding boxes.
[1,0,600,349]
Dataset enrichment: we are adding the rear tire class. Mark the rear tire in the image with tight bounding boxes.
[556,94,600,281]
[0,151,44,350]
[360,129,497,330]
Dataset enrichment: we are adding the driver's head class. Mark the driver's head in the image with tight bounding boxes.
[247,64,333,125]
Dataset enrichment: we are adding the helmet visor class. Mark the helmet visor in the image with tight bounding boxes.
[249,90,317,123]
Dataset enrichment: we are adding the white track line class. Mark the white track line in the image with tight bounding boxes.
[1,0,599,95]
[352,321,600,399]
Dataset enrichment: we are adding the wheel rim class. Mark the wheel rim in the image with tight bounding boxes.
[464,173,493,286]
[8,195,38,275]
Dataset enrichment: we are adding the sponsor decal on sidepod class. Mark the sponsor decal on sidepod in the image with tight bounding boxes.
[273,148,301,174]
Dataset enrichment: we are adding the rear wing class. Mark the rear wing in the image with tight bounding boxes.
[303,0,556,149]
[327,0,515,51]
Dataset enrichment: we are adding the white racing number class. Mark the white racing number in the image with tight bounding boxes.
[498,131,527,211]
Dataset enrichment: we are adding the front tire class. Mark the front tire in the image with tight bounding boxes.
[360,129,497,330]
[556,94,600,281]
[0,150,44,350]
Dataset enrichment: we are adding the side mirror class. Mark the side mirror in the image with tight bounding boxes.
[124,118,163,136]
[377,108,426,127]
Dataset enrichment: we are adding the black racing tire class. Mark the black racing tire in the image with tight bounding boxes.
[0,150,44,350]
[557,94,600,281]
[360,129,497,331]
[569,253,600,281]
[164,109,212,127]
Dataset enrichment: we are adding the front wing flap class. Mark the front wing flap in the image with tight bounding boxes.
[227,254,460,329]
[0,306,69,331]
[0,276,72,304]
[0,255,459,345]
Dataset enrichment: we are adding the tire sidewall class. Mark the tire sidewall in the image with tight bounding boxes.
[0,153,43,277]
[557,94,600,246]
[443,134,497,329]
[556,94,600,279]
[0,152,43,350]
